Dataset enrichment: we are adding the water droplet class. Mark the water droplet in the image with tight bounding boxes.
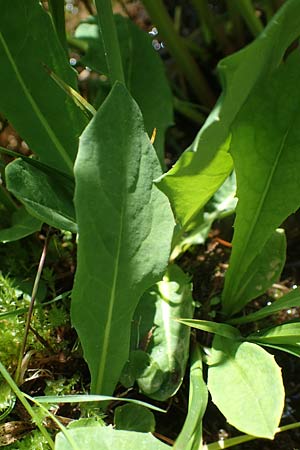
[69,57,77,66]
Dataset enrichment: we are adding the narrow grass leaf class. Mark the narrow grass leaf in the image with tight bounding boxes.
[178,319,240,339]
[72,82,174,395]
[174,345,208,450]
[157,0,300,226]
[222,51,300,316]
[228,288,300,325]
[248,321,300,345]
[207,336,284,439]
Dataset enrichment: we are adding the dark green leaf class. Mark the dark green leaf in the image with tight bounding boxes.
[74,15,173,162]
[114,404,155,433]
[207,336,284,438]
[222,52,300,316]
[71,83,174,395]
[6,159,76,232]
[0,207,41,243]
[0,0,87,173]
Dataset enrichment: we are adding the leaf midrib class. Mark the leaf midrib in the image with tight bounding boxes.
[225,125,291,309]
[94,202,125,393]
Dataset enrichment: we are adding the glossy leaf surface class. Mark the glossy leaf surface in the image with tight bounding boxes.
[6,159,76,232]
[74,15,173,162]
[157,0,300,226]
[0,0,87,173]
[222,52,300,316]
[207,336,284,438]
[55,427,169,450]
[72,83,174,395]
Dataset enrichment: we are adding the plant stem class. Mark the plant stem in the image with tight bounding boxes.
[0,362,55,449]
[230,0,264,37]
[94,0,125,85]
[48,0,68,56]
[142,0,216,108]
[15,229,50,386]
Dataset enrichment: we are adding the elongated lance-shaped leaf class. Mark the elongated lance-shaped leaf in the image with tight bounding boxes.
[222,51,300,316]
[228,287,300,325]
[0,0,87,173]
[207,336,284,439]
[156,0,300,226]
[72,83,175,395]
[174,344,208,450]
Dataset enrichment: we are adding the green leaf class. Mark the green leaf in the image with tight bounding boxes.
[114,404,155,433]
[207,336,284,439]
[254,343,300,358]
[71,83,174,395]
[156,0,300,225]
[225,229,286,315]
[0,0,87,173]
[171,172,236,260]
[174,345,208,450]
[156,136,233,227]
[5,159,76,232]
[74,15,173,162]
[130,264,194,401]
[222,51,300,316]
[248,321,300,345]
[55,427,169,450]
[0,207,41,243]
[34,394,165,413]
[178,319,240,340]
[228,287,300,325]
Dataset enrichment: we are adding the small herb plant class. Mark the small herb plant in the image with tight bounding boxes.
[1,0,300,449]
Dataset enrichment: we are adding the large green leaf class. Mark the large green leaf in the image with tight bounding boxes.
[71,83,174,395]
[5,159,76,232]
[207,336,284,439]
[55,427,169,450]
[124,264,194,401]
[74,14,173,162]
[222,51,300,316]
[156,0,300,225]
[0,0,87,173]
[228,287,300,325]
